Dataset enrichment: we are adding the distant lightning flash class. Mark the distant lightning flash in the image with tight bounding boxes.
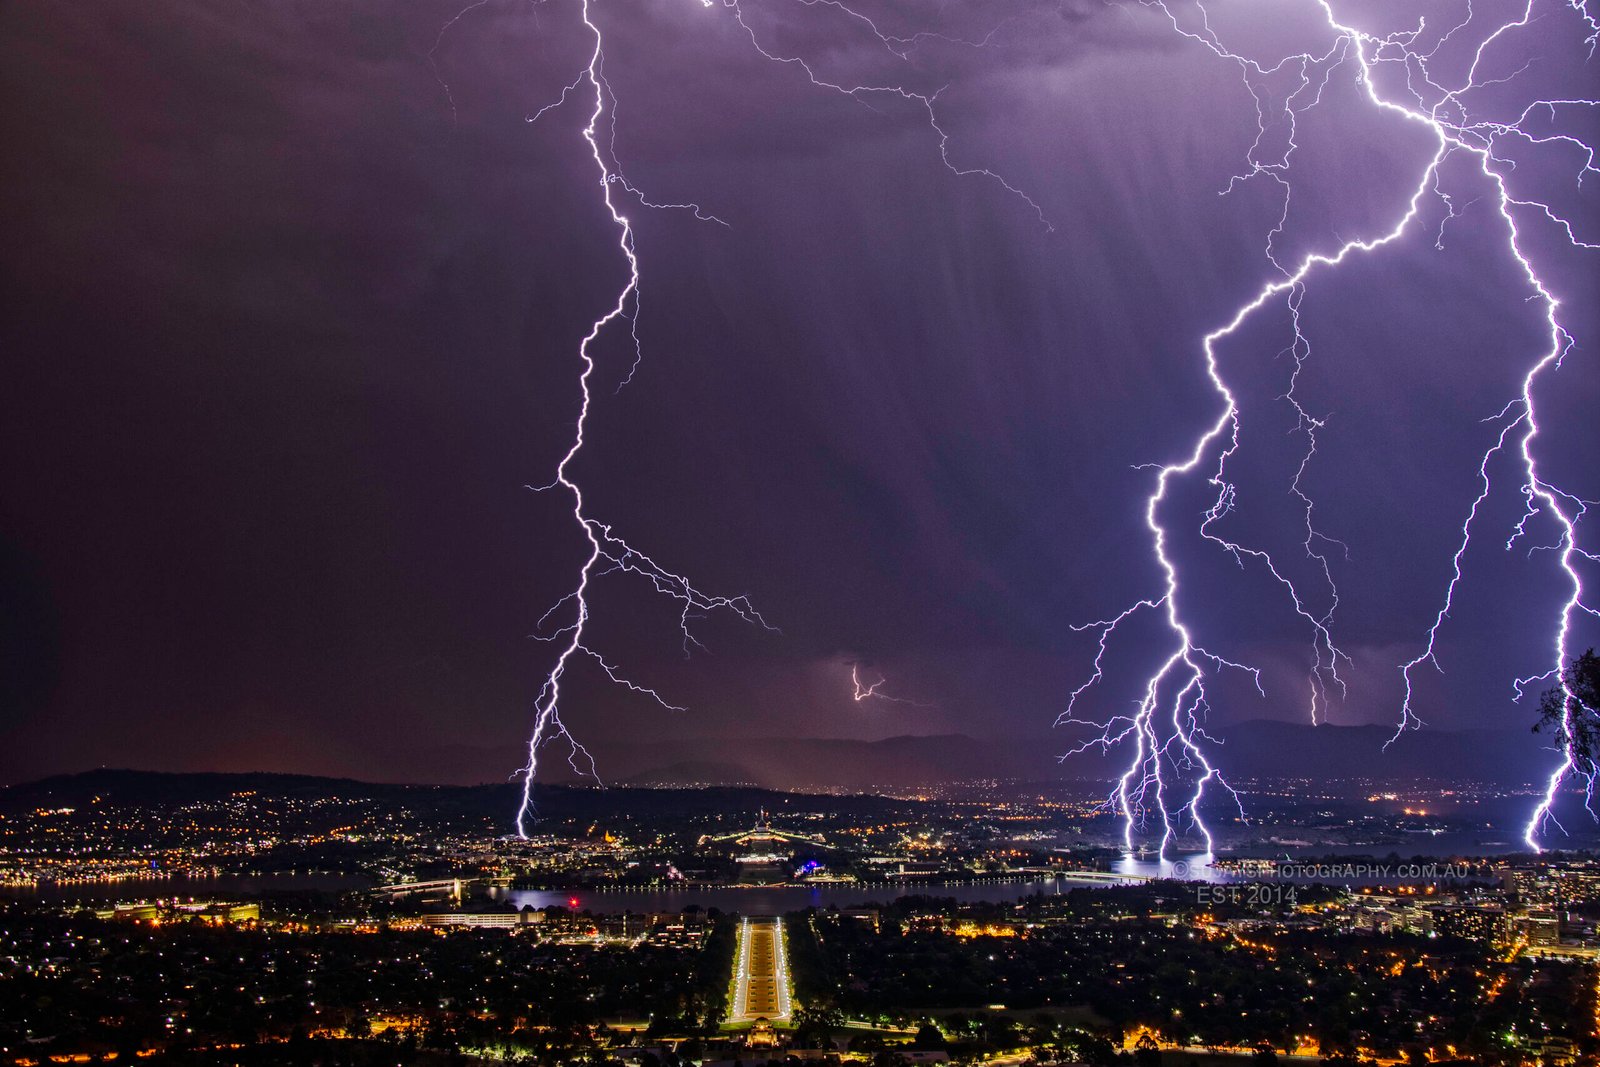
[850,663,930,706]
[509,0,773,838]
[1067,0,1597,857]
[851,663,888,701]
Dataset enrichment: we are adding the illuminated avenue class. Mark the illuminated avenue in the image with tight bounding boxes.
[730,917,793,1024]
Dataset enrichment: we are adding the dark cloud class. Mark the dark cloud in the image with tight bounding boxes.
[0,0,1594,785]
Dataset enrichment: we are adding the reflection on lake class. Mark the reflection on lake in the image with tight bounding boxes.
[6,842,1526,912]
[1110,853,1223,882]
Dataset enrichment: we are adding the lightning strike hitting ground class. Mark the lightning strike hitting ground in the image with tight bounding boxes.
[477,0,1593,846]
[1065,0,1597,856]
[851,664,888,701]
[507,0,773,837]
[495,0,1064,834]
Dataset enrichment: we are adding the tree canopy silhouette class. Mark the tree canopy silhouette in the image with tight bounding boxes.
[1534,648,1600,768]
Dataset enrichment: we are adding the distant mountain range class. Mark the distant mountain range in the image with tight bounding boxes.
[0,768,904,830]
[569,719,1559,790]
[2,721,1560,803]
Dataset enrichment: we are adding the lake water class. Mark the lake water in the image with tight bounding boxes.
[7,873,1136,912]
[492,874,1133,914]
[8,823,1553,912]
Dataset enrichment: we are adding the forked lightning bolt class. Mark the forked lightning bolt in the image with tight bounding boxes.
[851,663,889,701]
[461,0,1595,847]
[1066,0,1597,856]
[487,0,1069,834]
[508,0,772,837]
[850,663,930,706]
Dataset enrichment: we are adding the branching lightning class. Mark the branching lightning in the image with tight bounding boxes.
[508,0,773,837]
[849,662,930,706]
[1064,0,1597,856]
[496,0,1069,835]
[459,0,1595,847]
[719,0,1055,231]
[851,663,889,701]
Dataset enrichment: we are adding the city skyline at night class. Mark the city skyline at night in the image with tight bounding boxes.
[7,4,1600,1064]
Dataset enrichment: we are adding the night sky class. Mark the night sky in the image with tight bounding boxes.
[1,0,1595,786]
